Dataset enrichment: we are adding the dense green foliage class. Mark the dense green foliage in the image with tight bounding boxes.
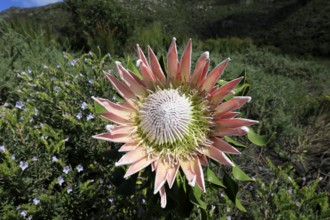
[0,0,329,218]
[2,0,329,57]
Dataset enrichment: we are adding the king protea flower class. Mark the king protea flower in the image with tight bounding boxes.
[93,38,258,208]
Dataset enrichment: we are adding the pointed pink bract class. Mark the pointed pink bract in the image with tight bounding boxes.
[216,118,258,128]
[118,142,139,152]
[166,164,179,189]
[215,96,251,114]
[124,156,156,178]
[115,147,147,166]
[159,186,167,208]
[201,58,230,92]
[210,77,243,104]
[178,39,192,82]
[203,146,234,166]
[211,137,241,154]
[92,132,133,143]
[191,51,209,86]
[167,37,179,81]
[154,160,168,194]
[103,71,137,108]
[192,158,206,192]
[180,159,196,186]
[148,46,166,82]
[115,62,147,97]
[214,126,249,137]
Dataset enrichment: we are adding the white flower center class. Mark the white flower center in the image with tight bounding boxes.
[140,89,193,145]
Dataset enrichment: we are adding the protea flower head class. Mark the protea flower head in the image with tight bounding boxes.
[93,38,258,208]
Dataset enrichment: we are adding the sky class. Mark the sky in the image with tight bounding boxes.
[0,0,63,12]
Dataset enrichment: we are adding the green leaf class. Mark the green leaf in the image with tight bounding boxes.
[247,128,275,146]
[126,56,142,79]
[115,173,137,196]
[238,69,248,84]
[223,171,247,212]
[232,166,254,182]
[201,209,209,220]
[168,181,194,217]
[206,168,225,188]
[235,83,250,96]
[158,55,167,77]
[223,171,238,203]
[94,101,107,114]
[224,136,245,148]
[189,186,207,210]
[235,197,247,212]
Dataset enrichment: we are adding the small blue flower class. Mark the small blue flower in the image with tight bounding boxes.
[0,145,5,152]
[58,176,64,186]
[15,101,24,109]
[19,161,28,171]
[69,59,77,66]
[32,156,38,161]
[28,68,32,74]
[63,166,70,174]
[57,64,61,69]
[34,108,39,116]
[76,164,84,173]
[81,102,87,110]
[52,156,58,163]
[54,86,61,93]
[76,112,83,120]
[11,154,16,160]
[67,187,73,194]
[33,197,40,205]
[21,210,27,217]
[86,113,94,121]
[88,79,94,84]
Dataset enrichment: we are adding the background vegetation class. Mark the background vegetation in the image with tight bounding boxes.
[0,0,329,219]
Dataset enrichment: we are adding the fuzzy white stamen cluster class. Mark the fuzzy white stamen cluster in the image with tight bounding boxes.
[140,89,193,145]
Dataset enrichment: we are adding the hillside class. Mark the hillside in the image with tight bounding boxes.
[0,0,329,57]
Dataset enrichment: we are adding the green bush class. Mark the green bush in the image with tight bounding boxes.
[0,52,154,219]
[0,20,66,106]
[201,37,254,54]
[64,0,134,54]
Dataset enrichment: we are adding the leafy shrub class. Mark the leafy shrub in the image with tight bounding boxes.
[201,37,254,54]
[245,159,329,220]
[0,52,153,219]
[64,0,133,54]
[126,22,171,53]
[0,20,66,106]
